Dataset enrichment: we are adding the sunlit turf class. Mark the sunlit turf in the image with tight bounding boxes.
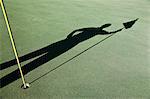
[0,0,150,99]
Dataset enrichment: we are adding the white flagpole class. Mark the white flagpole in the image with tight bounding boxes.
[0,0,29,89]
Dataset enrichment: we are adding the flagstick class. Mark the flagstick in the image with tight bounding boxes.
[0,0,29,89]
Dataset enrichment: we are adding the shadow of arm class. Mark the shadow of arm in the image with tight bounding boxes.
[67,27,98,39]
[67,28,84,39]
[109,28,124,34]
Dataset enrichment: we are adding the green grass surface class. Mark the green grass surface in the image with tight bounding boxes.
[0,0,150,99]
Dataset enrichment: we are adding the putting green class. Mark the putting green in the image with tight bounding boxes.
[0,0,150,99]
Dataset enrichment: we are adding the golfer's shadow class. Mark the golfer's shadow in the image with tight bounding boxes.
[0,23,122,88]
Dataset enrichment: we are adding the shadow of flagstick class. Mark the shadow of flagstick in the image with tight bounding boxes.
[30,33,116,84]
[31,18,139,83]
[1,18,138,88]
